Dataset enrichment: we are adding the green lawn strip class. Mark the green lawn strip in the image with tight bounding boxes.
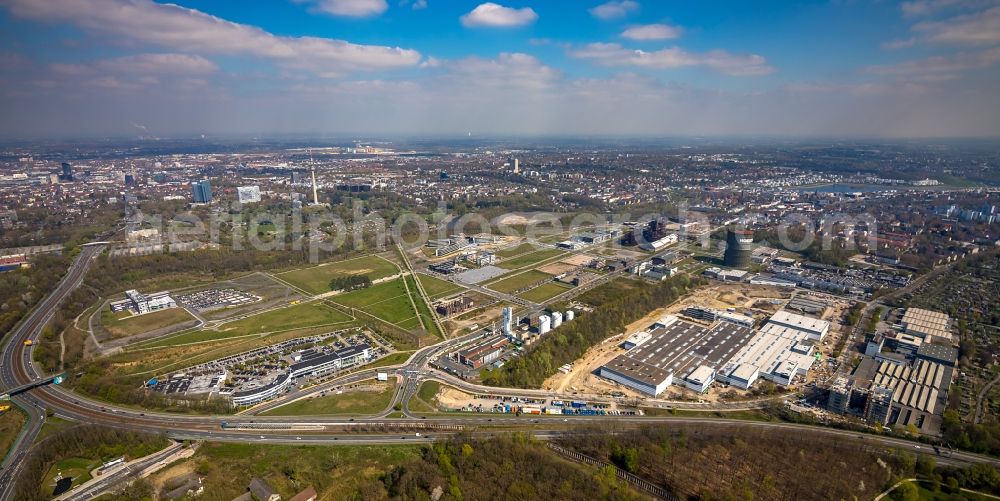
[363,351,413,368]
[404,275,443,339]
[100,307,195,338]
[495,243,538,258]
[416,381,441,404]
[519,282,574,303]
[332,279,421,328]
[274,255,399,295]
[497,249,566,270]
[487,270,554,294]
[415,273,464,300]
[0,407,26,462]
[216,301,353,335]
[261,380,397,416]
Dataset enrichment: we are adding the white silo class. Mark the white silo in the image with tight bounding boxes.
[551,311,563,328]
[539,315,551,335]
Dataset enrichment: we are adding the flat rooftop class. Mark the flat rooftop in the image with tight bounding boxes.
[602,320,757,387]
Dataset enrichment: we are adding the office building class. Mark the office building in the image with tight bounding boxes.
[191,179,212,203]
[59,162,74,182]
[109,289,177,314]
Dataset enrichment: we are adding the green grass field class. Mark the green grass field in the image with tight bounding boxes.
[132,302,354,350]
[416,380,441,404]
[331,278,421,330]
[275,255,399,295]
[42,456,99,494]
[405,275,443,338]
[0,407,25,462]
[519,282,574,303]
[497,249,565,270]
[363,351,412,368]
[100,307,195,338]
[495,243,538,258]
[416,273,463,300]
[168,442,422,500]
[487,270,553,294]
[217,301,353,335]
[262,380,397,416]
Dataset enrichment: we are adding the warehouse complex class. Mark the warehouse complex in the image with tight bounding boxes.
[599,310,831,396]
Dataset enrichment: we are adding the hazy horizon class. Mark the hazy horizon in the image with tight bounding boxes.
[1,0,999,138]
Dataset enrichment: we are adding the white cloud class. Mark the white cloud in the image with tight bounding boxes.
[912,5,1000,45]
[864,47,1000,76]
[900,0,998,17]
[588,0,639,20]
[569,43,774,76]
[0,0,420,76]
[307,0,388,17]
[882,38,918,50]
[460,3,538,27]
[621,23,682,41]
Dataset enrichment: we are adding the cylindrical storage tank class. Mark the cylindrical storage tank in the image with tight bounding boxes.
[551,311,563,328]
[724,228,754,269]
[539,315,551,334]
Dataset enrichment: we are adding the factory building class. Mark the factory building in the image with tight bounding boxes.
[639,233,678,252]
[716,322,816,388]
[456,335,509,368]
[900,308,953,344]
[723,228,754,268]
[681,305,754,327]
[763,310,830,341]
[599,319,757,396]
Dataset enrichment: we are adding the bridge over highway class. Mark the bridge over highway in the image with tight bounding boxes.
[0,373,65,401]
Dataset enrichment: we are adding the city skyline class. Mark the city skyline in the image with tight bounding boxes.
[0,0,998,138]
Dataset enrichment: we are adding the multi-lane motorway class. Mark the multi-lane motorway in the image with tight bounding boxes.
[1,242,998,500]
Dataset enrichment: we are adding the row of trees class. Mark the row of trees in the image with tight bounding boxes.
[329,274,372,292]
[482,275,698,388]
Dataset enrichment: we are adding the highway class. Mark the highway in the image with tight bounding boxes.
[1,242,999,500]
[0,244,105,501]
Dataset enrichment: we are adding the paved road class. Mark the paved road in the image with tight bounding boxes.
[58,441,185,501]
[1,243,998,500]
[0,244,104,501]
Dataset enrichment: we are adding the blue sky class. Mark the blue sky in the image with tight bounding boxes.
[0,0,998,138]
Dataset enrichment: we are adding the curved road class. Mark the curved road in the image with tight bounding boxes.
[1,243,998,500]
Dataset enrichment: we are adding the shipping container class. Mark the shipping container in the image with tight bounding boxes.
[570,401,586,408]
